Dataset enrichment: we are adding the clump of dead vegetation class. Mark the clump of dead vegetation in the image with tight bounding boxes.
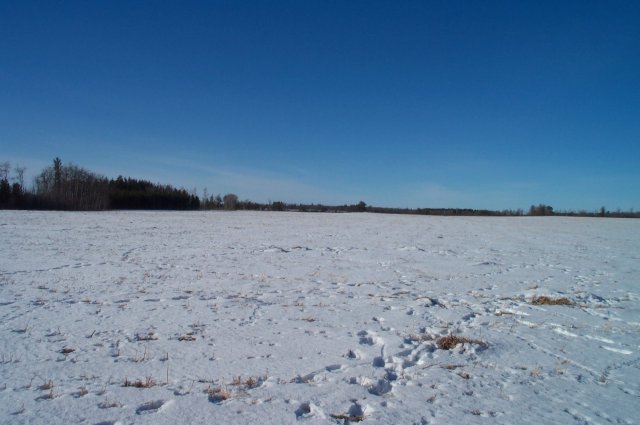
[329,413,365,422]
[436,335,488,350]
[177,334,196,341]
[231,374,266,389]
[440,364,472,379]
[206,385,232,403]
[530,296,574,306]
[135,332,158,341]
[60,347,75,355]
[440,364,464,370]
[98,398,123,409]
[123,376,156,388]
[205,373,267,403]
[39,379,56,399]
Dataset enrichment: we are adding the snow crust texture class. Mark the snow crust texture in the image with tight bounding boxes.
[1,211,639,424]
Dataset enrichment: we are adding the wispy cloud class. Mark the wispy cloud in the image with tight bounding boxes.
[392,181,533,210]
[406,182,478,208]
[137,156,356,205]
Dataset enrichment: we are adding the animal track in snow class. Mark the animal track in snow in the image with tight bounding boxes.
[368,378,393,396]
[295,401,325,419]
[3,211,638,425]
[135,399,173,415]
[358,330,383,346]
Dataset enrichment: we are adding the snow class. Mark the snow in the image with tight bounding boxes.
[1,211,639,424]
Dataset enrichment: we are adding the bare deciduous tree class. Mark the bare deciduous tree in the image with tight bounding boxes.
[35,158,109,210]
[14,165,26,189]
[0,161,10,181]
[223,193,238,210]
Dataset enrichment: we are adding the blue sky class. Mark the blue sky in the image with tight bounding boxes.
[1,1,638,210]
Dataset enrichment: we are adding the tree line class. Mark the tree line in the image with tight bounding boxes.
[0,158,638,217]
[109,176,199,210]
[1,158,199,210]
[0,161,26,208]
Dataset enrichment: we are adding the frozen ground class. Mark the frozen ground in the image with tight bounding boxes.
[1,211,639,424]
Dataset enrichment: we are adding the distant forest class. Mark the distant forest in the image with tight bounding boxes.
[0,158,198,211]
[1,158,638,218]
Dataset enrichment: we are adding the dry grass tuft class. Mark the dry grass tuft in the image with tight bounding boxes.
[530,296,574,306]
[458,372,471,379]
[230,375,265,389]
[178,334,196,341]
[98,398,122,409]
[206,385,231,403]
[39,380,55,399]
[436,335,488,350]
[329,413,365,422]
[40,379,54,390]
[135,332,158,341]
[244,376,258,389]
[441,364,464,370]
[123,376,156,388]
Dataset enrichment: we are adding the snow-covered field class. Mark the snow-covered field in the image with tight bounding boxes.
[1,211,639,424]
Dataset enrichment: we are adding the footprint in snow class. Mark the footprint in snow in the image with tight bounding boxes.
[345,349,361,359]
[295,402,311,418]
[359,336,375,346]
[295,401,325,420]
[348,401,366,416]
[136,399,172,415]
[461,312,476,321]
[368,378,393,396]
[372,356,385,368]
[325,364,343,372]
[358,330,382,346]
